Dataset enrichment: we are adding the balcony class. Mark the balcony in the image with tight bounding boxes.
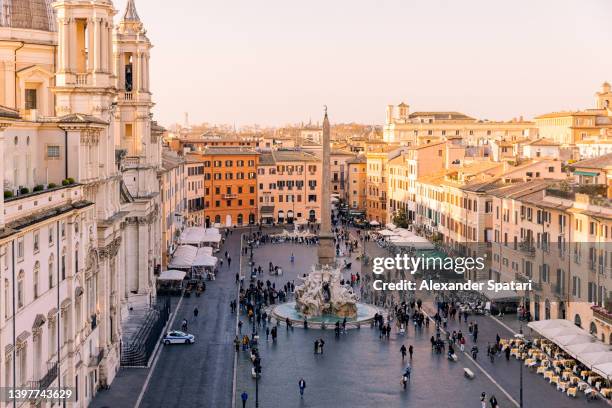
[518,241,535,256]
[88,347,105,367]
[592,305,612,326]
[28,362,58,392]
[223,194,237,199]
[124,92,133,101]
[75,73,88,85]
[123,156,141,169]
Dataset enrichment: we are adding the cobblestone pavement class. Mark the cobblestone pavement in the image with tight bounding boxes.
[235,236,606,408]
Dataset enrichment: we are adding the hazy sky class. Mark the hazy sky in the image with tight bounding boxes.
[114,0,612,127]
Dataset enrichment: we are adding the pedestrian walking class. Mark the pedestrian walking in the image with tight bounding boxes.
[314,339,319,354]
[228,256,232,268]
[318,338,325,354]
[489,394,498,408]
[480,392,487,408]
[400,344,407,360]
[193,307,199,319]
[241,391,248,408]
[298,378,306,398]
[408,344,414,359]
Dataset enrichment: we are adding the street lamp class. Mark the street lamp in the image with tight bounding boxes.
[519,321,523,408]
[254,355,261,408]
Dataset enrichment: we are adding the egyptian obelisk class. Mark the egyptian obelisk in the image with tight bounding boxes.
[317,107,335,266]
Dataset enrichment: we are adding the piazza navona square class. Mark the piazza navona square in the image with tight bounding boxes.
[0,1,610,407]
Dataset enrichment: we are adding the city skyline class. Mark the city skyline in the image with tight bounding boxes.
[115,0,612,127]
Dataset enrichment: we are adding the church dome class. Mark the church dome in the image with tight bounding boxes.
[0,0,56,32]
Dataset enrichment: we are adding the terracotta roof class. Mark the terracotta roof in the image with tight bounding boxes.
[346,155,367,165]
[259,153,275,166]
[57,113,108,125]
[535,111,597,119]
[526,138,559,147]
[571,153,612,170]
[201,147,258,156]
[272,150,319,163]
[409,111,475,121]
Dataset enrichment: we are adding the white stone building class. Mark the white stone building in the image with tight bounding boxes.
[0,0,162,405]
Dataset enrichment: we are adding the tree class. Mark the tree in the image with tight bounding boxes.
[392,208,409,228]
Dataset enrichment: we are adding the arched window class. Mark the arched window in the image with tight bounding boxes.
[61,248,66,280]
[48,254,55,289]
[574,314,582,328]
[33,262,40,299]
[590,322,598,335]
[17,270,24,308]
[544,299,551,320]
[4,279,9,318]
[214,215,221,224]
[74,246,79,275]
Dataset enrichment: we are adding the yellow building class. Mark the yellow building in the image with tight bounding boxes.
[346,155,367,211]
[366,142,398,224]
[383,104,536,147]
[489,180,612,342]
[535,82,612,147]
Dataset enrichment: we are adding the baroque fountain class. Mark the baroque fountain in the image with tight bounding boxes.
[271,108,379,327]
[294,264,358,318]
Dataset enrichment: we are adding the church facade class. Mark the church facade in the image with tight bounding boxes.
[0,0,162,404]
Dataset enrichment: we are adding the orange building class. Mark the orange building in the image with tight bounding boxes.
[185,147,259,227]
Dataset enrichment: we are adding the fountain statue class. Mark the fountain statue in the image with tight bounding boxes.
[293,108,358,319]
[295,265,358,318]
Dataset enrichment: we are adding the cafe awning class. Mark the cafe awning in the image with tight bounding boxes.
[158,270,186,281]
[528,319,612,378]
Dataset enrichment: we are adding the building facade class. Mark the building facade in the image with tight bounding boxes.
[0,0,162,403]
[186,148,258,228]
[257,150,322,224]
[346,155,367,211]
[383,103,536,147]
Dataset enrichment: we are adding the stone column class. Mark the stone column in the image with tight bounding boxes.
[69,18,77,73]
[93,18,101,72]
[138,220,149,294]
[87,18,95,72]
[317,108,335,266]
[0,123,7,229]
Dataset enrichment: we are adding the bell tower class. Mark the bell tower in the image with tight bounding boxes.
[113,0,155,160]
[52,0,117,117]
[596,82,612,111]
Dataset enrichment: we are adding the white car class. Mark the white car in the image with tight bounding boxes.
[163,331,195,345]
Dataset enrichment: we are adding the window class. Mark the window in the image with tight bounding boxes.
[49,255,54,289]
[17,238,24,260]
[62,249,67,279]
[17,270,24,308]
[33,231,40,252]
[25,88,37,110]
[48,226,54,245]
[47,145,61,159]
[33,262,40,299]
